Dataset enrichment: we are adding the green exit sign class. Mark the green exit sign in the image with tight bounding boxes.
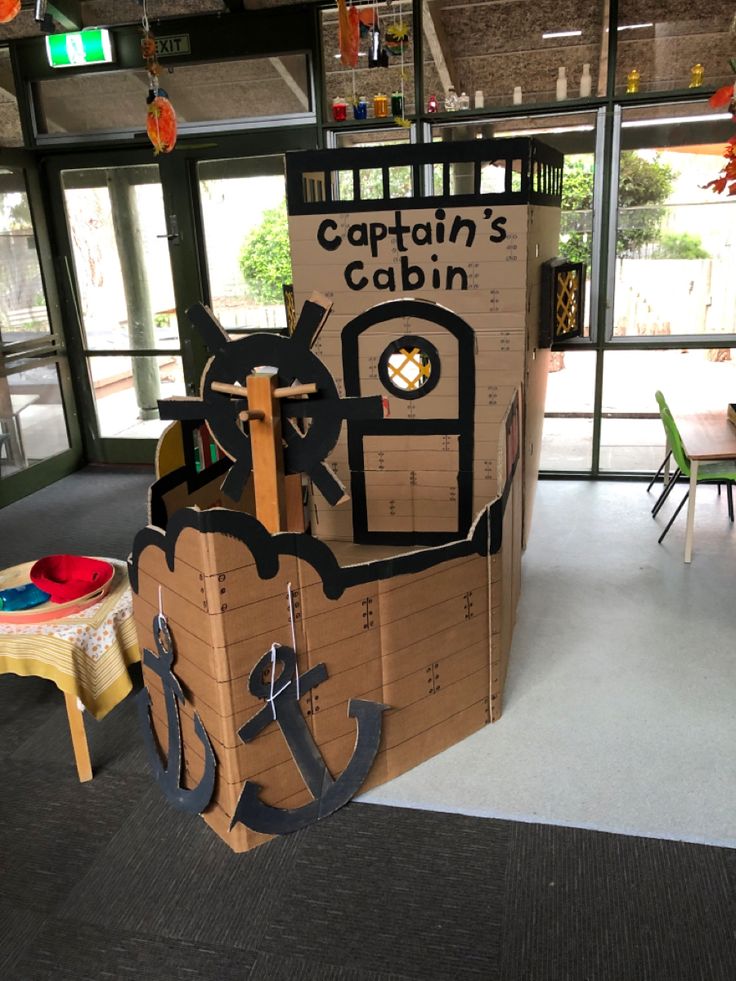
[46,29,114,69]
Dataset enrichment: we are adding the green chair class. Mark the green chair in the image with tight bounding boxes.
[648,390,675,508]
[653,398,736,544]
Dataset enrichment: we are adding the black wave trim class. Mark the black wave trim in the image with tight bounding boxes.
[129,498,502,603]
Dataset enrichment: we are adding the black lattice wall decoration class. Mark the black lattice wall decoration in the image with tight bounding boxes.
[540,258,586,347]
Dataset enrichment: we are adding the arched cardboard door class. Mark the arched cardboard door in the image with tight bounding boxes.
[342,299,475,546]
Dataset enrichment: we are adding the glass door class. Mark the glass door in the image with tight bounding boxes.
[0,153,82,507]
[600,103,736,473]
[195,155,293,335]
[47,154,185,463]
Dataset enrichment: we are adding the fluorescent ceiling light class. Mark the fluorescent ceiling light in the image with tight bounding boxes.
[497,124,595,137]
[622,113,731,128]
[617,23,654,31]
[542,30,582,39]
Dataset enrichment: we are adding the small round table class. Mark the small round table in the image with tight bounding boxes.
[0,558,140,781]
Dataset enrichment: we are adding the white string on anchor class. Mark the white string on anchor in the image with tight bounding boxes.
[287,581,300,701]
[157,584,167,629]
[267,643,292,721]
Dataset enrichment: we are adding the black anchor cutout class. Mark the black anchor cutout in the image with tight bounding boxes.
[136,614,216,814]
[231,644,387,835]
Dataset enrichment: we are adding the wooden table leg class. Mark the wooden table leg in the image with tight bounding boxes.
[63,692,93,782]
[684,460,699,564]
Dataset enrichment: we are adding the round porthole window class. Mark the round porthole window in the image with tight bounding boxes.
[378,335,441,400]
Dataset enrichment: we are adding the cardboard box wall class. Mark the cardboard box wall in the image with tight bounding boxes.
[132,460,522,852]
[131,141,559,852]
[288,202,561,547]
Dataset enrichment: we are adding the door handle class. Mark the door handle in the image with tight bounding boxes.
[157,214,180,245]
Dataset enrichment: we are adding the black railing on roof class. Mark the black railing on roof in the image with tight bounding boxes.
[285,138,563,215]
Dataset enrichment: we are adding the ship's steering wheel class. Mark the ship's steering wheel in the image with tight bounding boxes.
[160,299,382,503]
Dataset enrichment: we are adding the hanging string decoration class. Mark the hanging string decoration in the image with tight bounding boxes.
[0,0,20,24]
[703,9,736,196]
[140,0,177,155]
[385,21,410,57]
[393,0,411,128]
[358,6,378,37]
[337,0,360,68]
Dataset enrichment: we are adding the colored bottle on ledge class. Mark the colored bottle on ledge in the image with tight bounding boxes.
[626,68,640,93]
[689,63,704,88]
[373,93,388,117]
[391,91,404,116]
[332,97,347,122]
[353,96,368,120]
[427,93,438,112]
[556,67,567,101]
[579,63,592,98]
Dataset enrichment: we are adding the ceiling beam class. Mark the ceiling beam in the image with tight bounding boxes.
[423,0,457,97]
[47,0,82,32]
[596,0,610,98]
[269,56,309,112]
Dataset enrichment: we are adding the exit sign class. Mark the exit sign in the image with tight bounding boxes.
[46,29,114,69]
[155,34,190,57]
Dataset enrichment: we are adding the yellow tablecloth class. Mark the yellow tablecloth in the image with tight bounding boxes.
[0,559,140,719]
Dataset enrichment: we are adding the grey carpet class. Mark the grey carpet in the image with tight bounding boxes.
[0,465,152,566]
[1,470,736,979]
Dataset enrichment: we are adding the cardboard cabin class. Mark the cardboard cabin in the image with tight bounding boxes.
[129,138,563,852]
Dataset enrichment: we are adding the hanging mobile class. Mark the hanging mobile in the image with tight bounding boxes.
[140,0,177,155]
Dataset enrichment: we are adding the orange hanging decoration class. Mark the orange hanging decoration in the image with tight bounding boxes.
[140,1,177,155]
[337,0,359,68]
[146,93,177,155]
[0,0,21,24]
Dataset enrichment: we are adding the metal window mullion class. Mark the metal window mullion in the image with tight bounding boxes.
[82,349,182,358]
[603,105,622,342]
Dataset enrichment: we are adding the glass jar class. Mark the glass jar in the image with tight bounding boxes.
[391,92,403,116]
[373,93,389,118]
[353,97,368,120]
[332,97,348,122]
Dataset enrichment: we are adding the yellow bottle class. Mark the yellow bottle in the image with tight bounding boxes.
[626,68,640,94]
[373,93,388,118]
[689,63,704,88]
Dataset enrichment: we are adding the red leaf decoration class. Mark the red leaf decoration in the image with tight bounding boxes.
[709,84,734,108]
[0,0,20,24]
[146,96,177,155]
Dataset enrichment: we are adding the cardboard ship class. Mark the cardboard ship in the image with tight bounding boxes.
[128,138,564,852]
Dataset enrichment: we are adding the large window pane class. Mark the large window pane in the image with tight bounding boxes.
[434,111,598,337]
[614,104,736,339]
[0,362,70,476]
[540,350,596,471]
[423,1,606,112]
[35,56,311,138]
[615,1,734,96]
[61,166,179,350]
[198,157,290,333]
[0,169,51,345]
[0,48,23,147]
[89,354,184,438]
[321,6,415,120]
[600,349,736,472]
